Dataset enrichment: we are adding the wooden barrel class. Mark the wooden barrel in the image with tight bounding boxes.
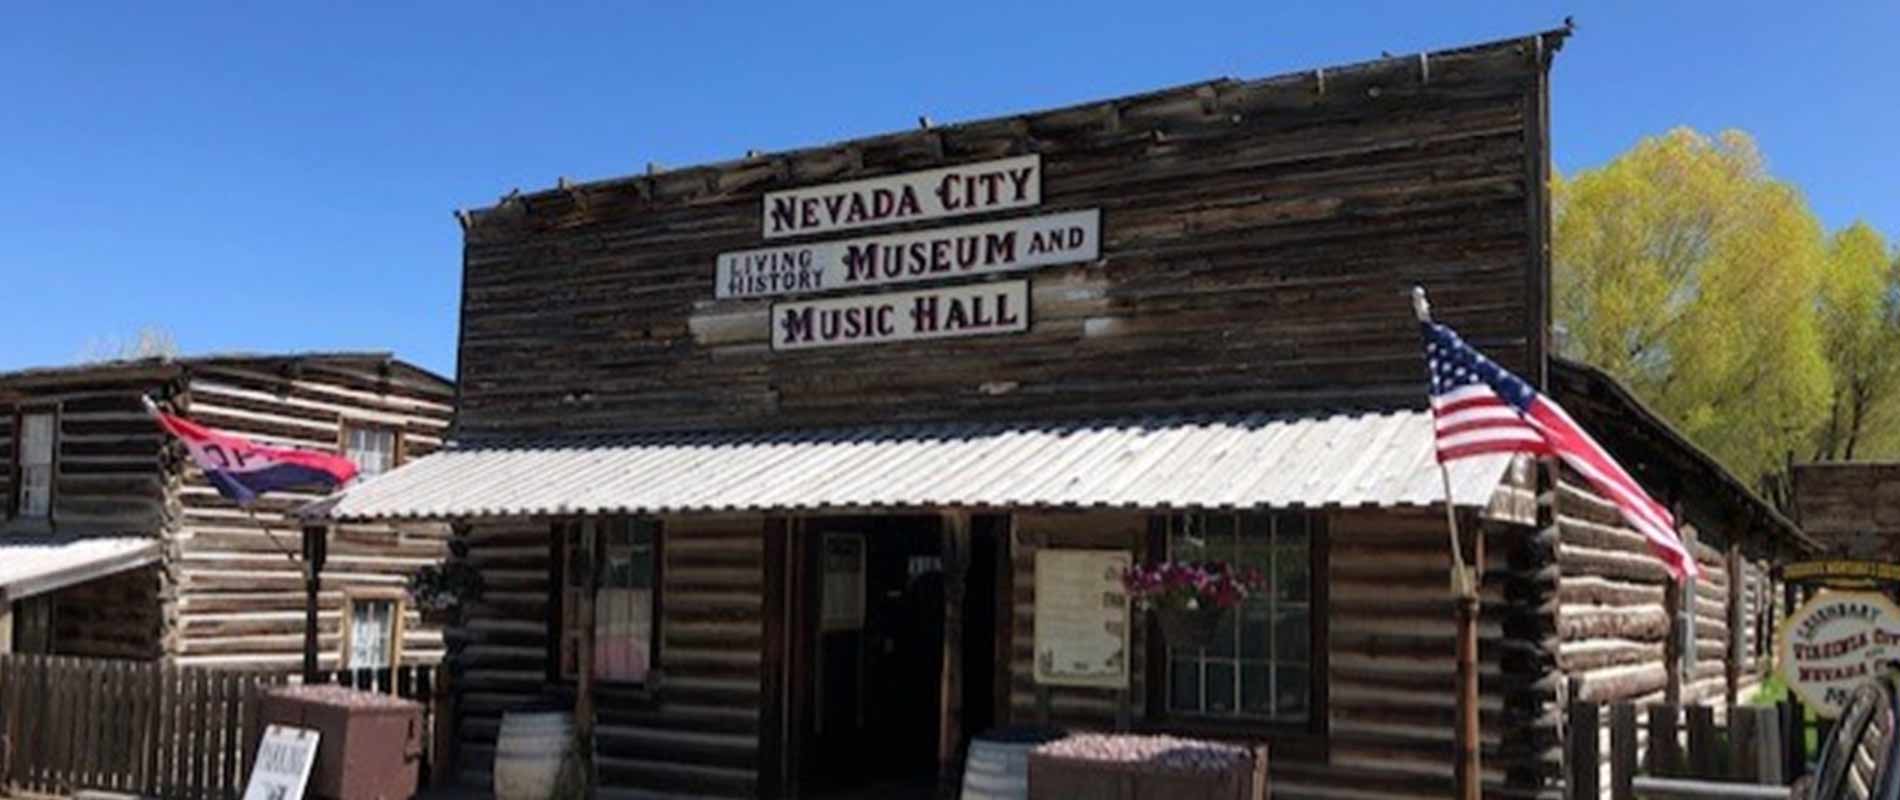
[962,728,1066,800]
[493,710,575,800]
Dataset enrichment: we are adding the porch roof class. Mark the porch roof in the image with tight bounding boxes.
[300,410,1515,522]
[0,536,161,604]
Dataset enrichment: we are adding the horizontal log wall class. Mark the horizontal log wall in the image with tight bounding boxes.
[448,518,549,788]
[454,515,767,799]
[1000,506,1557,800]
[169,359,454,669]
[1558,476,1674,706]
[455,37,1552,438]
[1556,466,1792,800]
[1005,511,1149,727]
[43,565,163,660]
[606,515,764,798]
[0,371,176,536]
[1276,507,1557,800]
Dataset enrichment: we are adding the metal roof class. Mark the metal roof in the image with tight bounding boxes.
[0,536,161,603]
[302,410,1513,522]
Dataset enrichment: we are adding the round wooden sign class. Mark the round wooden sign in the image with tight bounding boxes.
[1777,591,1900,718]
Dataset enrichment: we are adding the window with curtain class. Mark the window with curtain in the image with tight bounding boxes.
[561,517,658,684]
[347,598,397,669]
[344,426,397,481]
[1164,510,1313,722]
[17,412,55,518]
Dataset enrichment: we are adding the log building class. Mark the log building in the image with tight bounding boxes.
[0,353,453,671]
[1790,462,1900,560]
[307,29,1814,799]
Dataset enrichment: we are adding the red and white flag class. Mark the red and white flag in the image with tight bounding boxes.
[1421,321,1699,582]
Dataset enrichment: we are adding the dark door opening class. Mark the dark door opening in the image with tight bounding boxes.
[803,515,946,795]
[786,513,1009,799]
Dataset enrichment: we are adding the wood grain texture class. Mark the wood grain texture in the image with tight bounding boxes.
[453,37,1559,443]
[0,354,454,673]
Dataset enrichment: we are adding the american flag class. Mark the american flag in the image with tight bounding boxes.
[1422,321,1699,582]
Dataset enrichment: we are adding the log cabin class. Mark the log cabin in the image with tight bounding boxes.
[0,353,454,673]
[304,28,1817,799]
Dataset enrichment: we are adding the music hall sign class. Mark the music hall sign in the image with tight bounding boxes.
[716,153,1101,350]
[772,281,1028,351]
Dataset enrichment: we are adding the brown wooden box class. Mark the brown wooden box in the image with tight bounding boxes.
[1027,742,1268,800]
[256,685,424,800]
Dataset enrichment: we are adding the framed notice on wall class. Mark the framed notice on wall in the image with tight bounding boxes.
[821,533,866,632]
[1033,549,1131,688]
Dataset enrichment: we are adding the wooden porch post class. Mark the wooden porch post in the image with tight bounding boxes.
[939,511,970,795]
[301,525,328,683]
[1454,516,1485,800]
[576,518,599,797]
[1725,543,1744,710]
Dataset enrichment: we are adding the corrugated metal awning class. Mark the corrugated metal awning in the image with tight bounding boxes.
[0,537,161,603]
[301,410,1513,522]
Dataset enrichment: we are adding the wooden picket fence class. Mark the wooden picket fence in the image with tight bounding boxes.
[1566,701,1797,799]
[0,655,451,800]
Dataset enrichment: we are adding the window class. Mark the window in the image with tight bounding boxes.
[344,425,398,481]
[560,518,659,684]
[11,596,56,654]
[1164,511,1312,722]
[345,597,399,669]
[16,412,55,519]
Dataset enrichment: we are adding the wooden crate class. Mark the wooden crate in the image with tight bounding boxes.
[1027,742,1267,800]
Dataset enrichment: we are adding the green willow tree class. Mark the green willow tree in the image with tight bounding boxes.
[1812,223,1900,461]
[1553,128,1831,490]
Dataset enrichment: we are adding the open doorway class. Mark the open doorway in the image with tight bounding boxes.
[786,513,1006,799]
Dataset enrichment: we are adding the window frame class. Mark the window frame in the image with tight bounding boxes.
[340,589,406,670]
[338,420,404,482]
[11,407,59,523]
[11,595,57,654]
[1143,510,1329,742]
[548,517,664,690]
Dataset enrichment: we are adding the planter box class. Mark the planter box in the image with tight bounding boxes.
[1027,734,1268,800]
[256,685,423,800]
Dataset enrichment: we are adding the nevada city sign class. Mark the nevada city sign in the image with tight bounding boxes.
[1775,590,1900,717]
[762,154,1041,239]
[716,209,1098,300]
[772,280,1028,351]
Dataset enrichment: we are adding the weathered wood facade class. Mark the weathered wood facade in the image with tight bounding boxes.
[0,354,454,671]
[1790,462,1900,559]
[456,33,1562,438]
[308,25,1811,800]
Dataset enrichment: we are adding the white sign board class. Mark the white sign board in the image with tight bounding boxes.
[821,533,865,632]
[1776,590,1900,717]
[1033,549,1131,689]
[717,209,1098,300]
[771,280,1028,351]
[242,725,320,800]
[763,155,1041,239]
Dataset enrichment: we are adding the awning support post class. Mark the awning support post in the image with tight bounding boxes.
[576,518,599,798]
[301,525,328,683]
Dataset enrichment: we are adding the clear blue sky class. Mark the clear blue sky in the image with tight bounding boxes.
[4,1,1894,377]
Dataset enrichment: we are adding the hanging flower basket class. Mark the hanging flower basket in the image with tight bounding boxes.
[1153,605,1230,651]
[1121,560,1264,651]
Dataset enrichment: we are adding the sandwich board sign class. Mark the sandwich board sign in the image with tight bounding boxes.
[243,725,320,800]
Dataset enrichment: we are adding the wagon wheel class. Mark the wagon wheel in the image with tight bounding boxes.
[1873,673,1900,800]
[1811,678,1898,800]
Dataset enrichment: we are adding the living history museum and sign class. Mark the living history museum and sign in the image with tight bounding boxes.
[306,26,1817,800]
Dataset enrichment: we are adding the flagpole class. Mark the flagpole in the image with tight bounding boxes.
[1414,288,1482,800]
